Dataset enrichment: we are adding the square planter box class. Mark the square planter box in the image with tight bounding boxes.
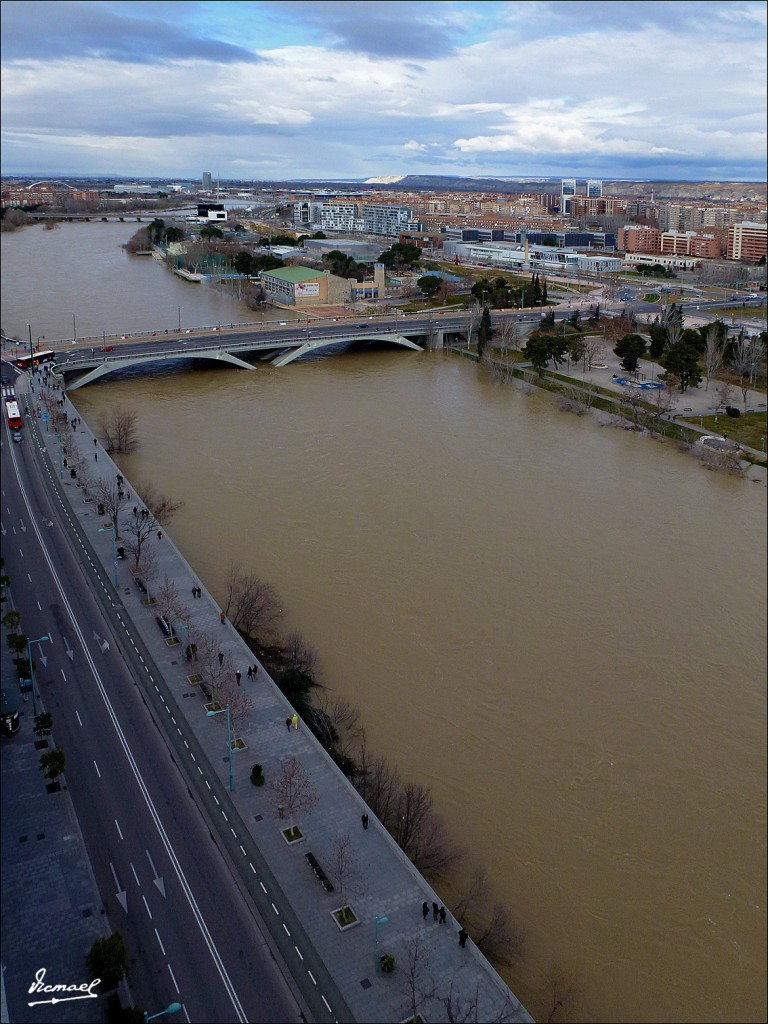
[205,701,224,713]
[187,674,203,684]
[230,737,246,751]
[331,905,359,931]
[281,825,305,845]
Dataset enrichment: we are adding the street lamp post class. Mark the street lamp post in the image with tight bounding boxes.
[177,306,181,332]
[374,914,389,972]
[72,313,77,345]
[99,524,119,588]
[206,704,233,791]
[144,1002,182,1023]
[26,635,51,718]
[27,323,33,364]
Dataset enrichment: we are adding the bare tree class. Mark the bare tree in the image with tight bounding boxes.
[713,381,736,411]
[543,963,579,1023]
[215,675,255,730]
[402,935,436,1023]
[269,756,319,834]
[155,576,185,638]
[463,303,483,348]
[496,318,523,356]
[281,631,319,677]
[123,507,159,572]
[702,322,725,390]
[328,833,361,910]
[94,479,128,537]
[223,564,282,638]
[452,866,490,919]
[133,480,182,525]
[98,406,139,454]
[581,334,605,371]
[472,902,526,968]
[557,383,599,416]
[353,745,401,827]
[195,630,235,693]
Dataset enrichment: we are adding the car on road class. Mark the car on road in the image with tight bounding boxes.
[100,345,113,352]
[357,323,369,328]
[1,375,10,384]
[12,432,23,443]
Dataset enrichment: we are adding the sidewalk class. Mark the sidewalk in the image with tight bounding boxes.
[26,373,533,1024]
[1,612,109,1023]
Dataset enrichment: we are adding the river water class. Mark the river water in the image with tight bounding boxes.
[2,222,766,1023]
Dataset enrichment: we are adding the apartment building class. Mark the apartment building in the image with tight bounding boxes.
[320,202,363,233]
[362,203,421,236]
[617,225,662,253]
[727,222,767,262]
[660,230,722,258]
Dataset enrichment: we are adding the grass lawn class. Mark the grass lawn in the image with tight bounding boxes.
[643,293,661,302]
[678,410,767,450]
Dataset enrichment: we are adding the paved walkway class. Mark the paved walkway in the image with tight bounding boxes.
[1,616,112,1023]
[22,371,533,1024]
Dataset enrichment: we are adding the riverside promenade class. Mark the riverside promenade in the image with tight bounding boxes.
[22,370,534,1024]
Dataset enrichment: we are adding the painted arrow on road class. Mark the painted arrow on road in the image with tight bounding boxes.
[146,850,166,899]
[109,862,127,913]
[36,642,48,668]
[64,637,74,661]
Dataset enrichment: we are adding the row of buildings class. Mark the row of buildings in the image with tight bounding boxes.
[617,222,766,262]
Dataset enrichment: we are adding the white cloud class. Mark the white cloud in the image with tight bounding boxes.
[403,140,428,151]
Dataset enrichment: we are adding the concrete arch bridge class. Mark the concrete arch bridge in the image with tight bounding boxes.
[51,322,432,390]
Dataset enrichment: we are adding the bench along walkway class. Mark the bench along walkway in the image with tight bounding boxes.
[34,375,533,1024]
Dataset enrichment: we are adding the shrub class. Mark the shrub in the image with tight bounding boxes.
[379,953,396,973]
[250,763,265,786]
[725,406,741,418]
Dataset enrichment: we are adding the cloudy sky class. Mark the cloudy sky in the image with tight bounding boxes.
[1,0,766,182]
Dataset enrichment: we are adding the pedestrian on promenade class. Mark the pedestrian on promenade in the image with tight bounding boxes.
[235,671,242,686]
[285,718,292,732]
[220,611,226,624]
[192,587,197,599]
[361,813,369,830]
[432,902,439,921]
[252,663,259,678]
[422,901,430,921]
[247,667,253,681]
[94,438,97,446]
[291,713,299,730]
[458,928,468,948]
[94,452,98,461]
[439,906,446,924]
[217,651,224,666]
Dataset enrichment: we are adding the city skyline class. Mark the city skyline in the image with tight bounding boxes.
[1,0,766,182]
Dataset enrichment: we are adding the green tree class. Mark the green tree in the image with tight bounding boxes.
[477,306,494,359]
[200,225,224,239]
[2,610,21,632]
[234,251,253,275]
[613,333,647,373]
[148,218,165,245]
[40,748,66,782]
[378,242,421,270]
[7,631,28,657]
[164,226,185,243]
[648,320,667,359]
[524,333,553,375]
[417,275,442,298]
[662,340,703,392]
[34,712,53,740]
[86,932,128,990]
[312,230,326,239]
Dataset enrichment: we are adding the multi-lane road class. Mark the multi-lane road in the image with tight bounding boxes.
[1,373,305,1022]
